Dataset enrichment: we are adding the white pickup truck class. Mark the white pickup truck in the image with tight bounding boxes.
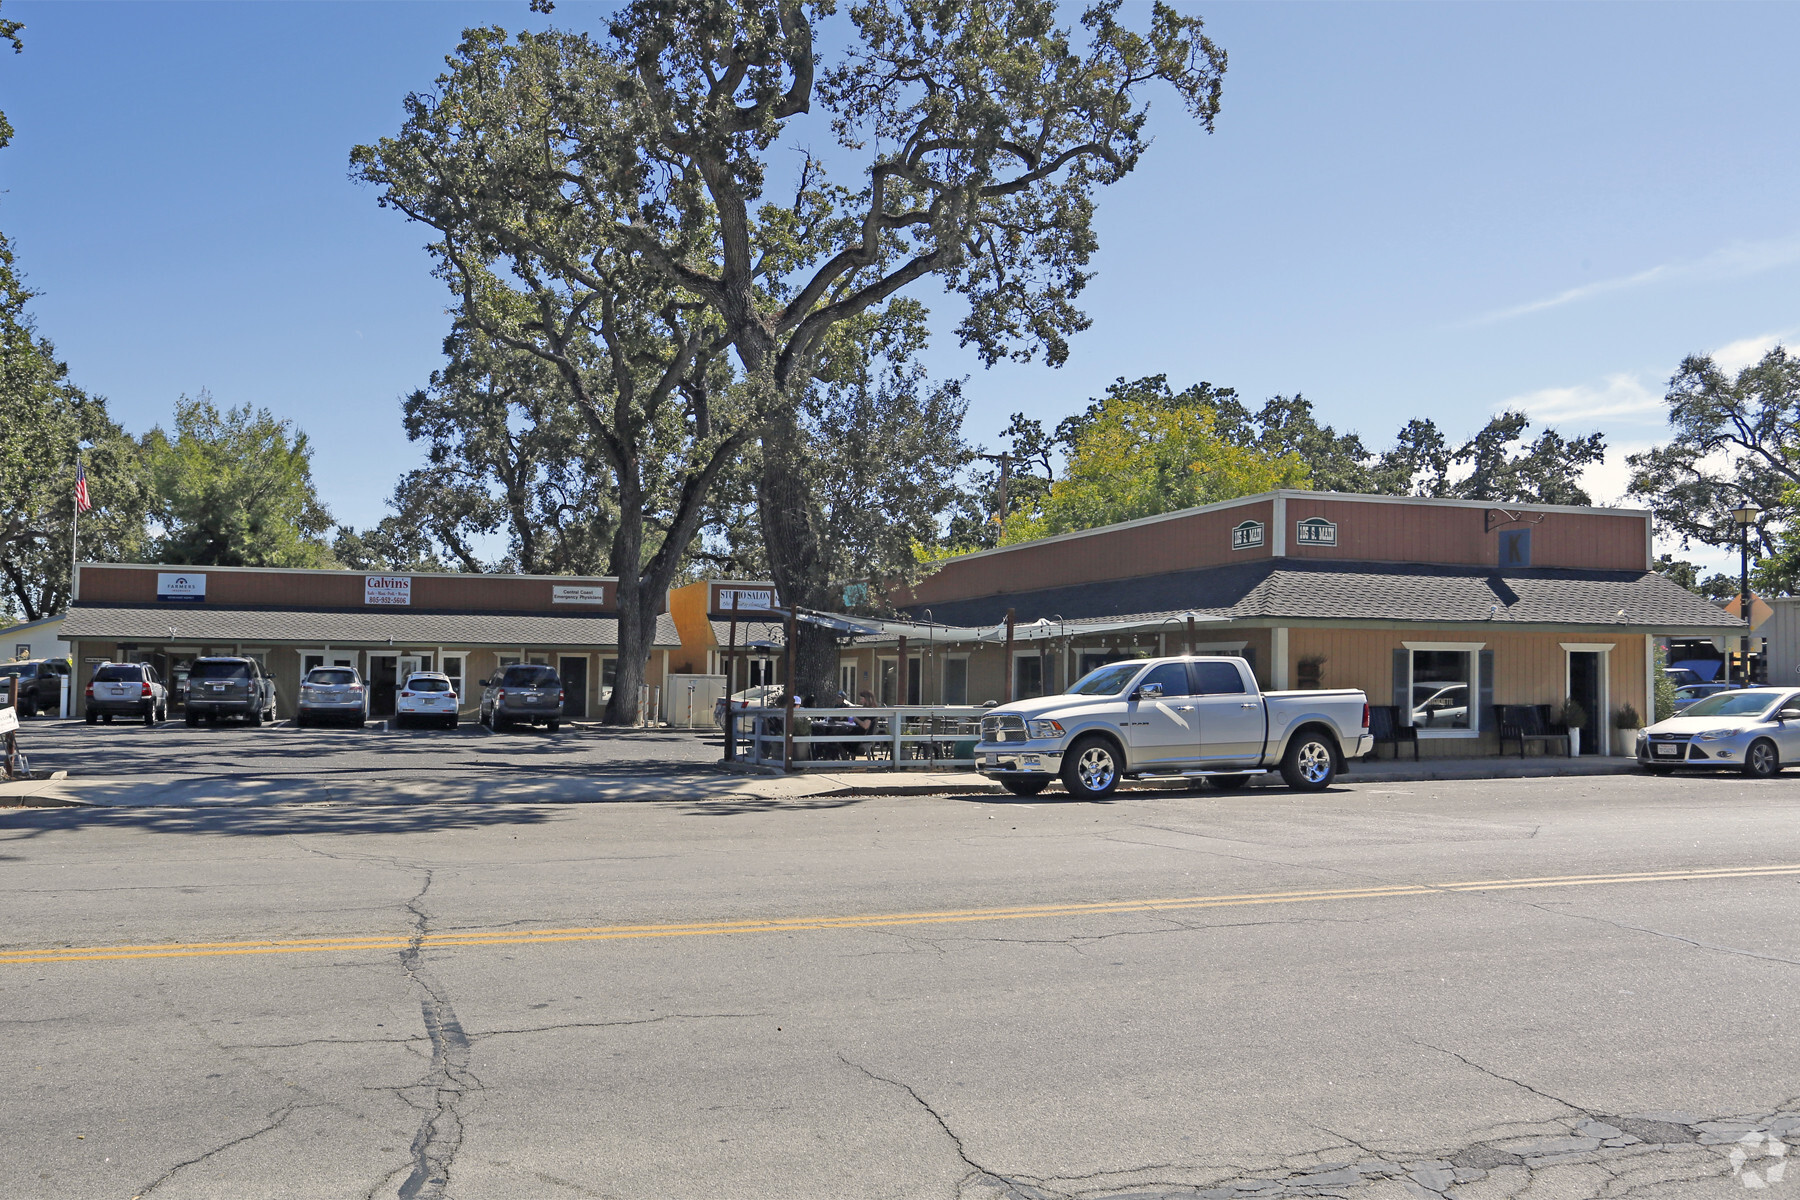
[975,656,1372,798]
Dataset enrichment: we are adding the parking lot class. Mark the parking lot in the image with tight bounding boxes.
[7,713,725,803]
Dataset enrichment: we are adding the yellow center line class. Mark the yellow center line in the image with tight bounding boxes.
[5,862,1797,967]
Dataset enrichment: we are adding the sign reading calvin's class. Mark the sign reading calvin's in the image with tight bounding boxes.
[1295,516,1338,546]
[551,584,607,605]
[364,575,412,606]
[1231,520,1265,551]
[156,572,206,603]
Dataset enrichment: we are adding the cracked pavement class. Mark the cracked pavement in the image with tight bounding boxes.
[2,770,1799,1198]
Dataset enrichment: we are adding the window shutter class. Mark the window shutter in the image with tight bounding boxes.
[1392,649,1411,725]
[1479,649,1495,733]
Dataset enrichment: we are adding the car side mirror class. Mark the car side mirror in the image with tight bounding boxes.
[1134,682,1164,701]
[1782,708,1800,722]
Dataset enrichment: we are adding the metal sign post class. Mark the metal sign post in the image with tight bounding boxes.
[724,599,740,761]
[782,609,798,771]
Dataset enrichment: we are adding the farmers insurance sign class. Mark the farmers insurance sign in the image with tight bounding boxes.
[156,573,206,603]
[364,575,412,606]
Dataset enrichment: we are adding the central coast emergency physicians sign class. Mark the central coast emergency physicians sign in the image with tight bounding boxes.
[364,576,412,606]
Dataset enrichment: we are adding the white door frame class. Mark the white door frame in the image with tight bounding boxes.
[1562,643,1614,756]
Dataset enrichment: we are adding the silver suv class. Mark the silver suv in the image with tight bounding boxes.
[296,666,369,728]
[480,664,564,732]
[85,662,170,726]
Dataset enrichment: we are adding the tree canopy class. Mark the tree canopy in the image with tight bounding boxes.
[1627,346,1799,591]
[998,390,1308,543]
[143,395,337,568]
[947,375,1607,552]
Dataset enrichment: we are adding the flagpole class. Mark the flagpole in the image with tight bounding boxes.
[70,453,80,604]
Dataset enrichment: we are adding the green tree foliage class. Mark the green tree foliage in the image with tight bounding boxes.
[1627,347,1800,568]
[1653,553,1738,601]
[1000,393,1308,543]
[1653,645,1678,723]
[948,375,1604,552]
[335,333,623,576]
[701,359,972,600]
[0,233,151,622]
[143,395,337,568]
[354,30,755,722]
[390,0,1227,701]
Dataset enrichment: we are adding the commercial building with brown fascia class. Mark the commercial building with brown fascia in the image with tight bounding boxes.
[844,490,1744,758]
[61,563,680,720]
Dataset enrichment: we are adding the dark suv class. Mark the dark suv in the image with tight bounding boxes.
[0,659,71,718]
[185,657,278,726]
[480,664,565,732]
[85,662,170,725]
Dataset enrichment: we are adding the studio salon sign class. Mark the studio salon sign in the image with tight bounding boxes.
[364,575,413,607]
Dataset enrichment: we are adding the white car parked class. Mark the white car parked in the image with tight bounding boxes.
[394,671,460,730]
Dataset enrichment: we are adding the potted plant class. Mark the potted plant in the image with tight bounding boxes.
[1296,654,1326,690]
[1613,702,1643,757]
[1558,698,1588,756]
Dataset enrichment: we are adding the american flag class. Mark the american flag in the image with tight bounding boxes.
[75,459,92,512]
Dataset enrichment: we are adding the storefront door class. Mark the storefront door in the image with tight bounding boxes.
[368,655,399,716]
[1569,651,1603,755]
[559,656,588,718]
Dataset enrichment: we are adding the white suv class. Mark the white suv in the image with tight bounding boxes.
[395,672,460,730]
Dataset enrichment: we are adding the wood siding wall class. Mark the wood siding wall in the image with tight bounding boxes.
[75,565,625,614]
[904,500,1275,606]
[1287,626,1648,756]
[903,495,1651,609]
[1283,499,1647,571]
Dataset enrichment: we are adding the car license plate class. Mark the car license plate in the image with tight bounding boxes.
[1654,743,1680,757]
[210,683,225,691]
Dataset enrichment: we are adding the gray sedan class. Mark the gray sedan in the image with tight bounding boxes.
[1639,687,1800,778]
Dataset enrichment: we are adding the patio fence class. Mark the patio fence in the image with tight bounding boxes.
[725,704,989,772]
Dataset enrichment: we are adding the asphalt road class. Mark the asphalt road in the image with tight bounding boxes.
[11,717,724,803]
[3,772,1799,1200]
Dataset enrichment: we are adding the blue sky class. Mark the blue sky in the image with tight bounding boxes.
[4,2,1797,574]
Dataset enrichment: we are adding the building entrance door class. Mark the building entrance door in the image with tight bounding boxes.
[559,656,588,718]
[1568,651,1602,756]
[368,655,399,717]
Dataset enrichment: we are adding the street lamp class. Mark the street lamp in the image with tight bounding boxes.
[1732,503,1761,685]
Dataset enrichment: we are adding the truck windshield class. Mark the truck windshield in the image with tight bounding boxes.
[1068,662,1142,696]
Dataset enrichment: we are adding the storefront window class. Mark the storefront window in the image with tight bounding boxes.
[1410,649,1472,730]
[943,657,969,705]
[1014,654,1045,700]
[441,655,464,698]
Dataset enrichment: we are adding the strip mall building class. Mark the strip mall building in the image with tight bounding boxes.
[61,564,678,720]
[57,491,1744,755]
[856,490,1744,757]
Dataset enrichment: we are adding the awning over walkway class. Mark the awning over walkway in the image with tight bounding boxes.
[60,605,682,649]
[761,608,1227,646]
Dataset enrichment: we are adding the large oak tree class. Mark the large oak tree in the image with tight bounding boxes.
[365,0,1227,699]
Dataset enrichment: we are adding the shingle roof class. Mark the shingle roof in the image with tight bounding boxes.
[61,605,680,648]
[904,559,1746,633]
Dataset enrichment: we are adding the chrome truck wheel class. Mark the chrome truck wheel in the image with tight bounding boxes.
[1061,736,1121,800]
[1280,731,1338,791]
